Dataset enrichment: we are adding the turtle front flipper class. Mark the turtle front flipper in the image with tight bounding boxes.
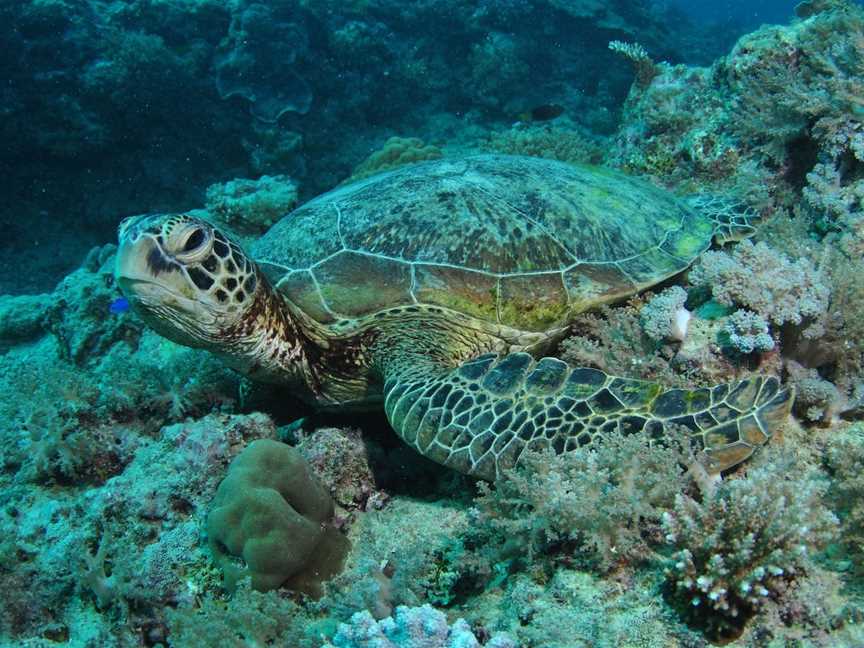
[381,352,793,481]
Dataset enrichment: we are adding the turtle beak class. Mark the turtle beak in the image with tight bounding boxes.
[115,233,155,288]
[116,214,155,287]
[115,218,187,306]
[115,214,185,287]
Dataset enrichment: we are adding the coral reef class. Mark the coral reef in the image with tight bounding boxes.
[689,240,830,338]
[4,3,864,647]
[4,0,714,293]
[472,431,687,572]
[1,243,863,648]
[608,0,864,236]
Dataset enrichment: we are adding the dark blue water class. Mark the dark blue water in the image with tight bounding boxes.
[0,0,765,295]
[669,0,864,26]
[667,0,798,26]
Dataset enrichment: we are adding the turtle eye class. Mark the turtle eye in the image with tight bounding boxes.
[174,224,213,262]
[182,228,207,252]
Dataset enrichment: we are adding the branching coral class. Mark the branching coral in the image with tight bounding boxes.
[80,531,120,609]
[661,453,838,640]
[608,40,659,89]
[472,430,688,572]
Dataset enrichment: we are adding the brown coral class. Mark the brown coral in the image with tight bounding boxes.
[348,136,442,182]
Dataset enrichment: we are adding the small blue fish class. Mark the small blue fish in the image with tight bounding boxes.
[109,297,130,314]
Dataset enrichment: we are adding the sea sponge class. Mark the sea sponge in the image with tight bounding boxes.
[207,439,349,594]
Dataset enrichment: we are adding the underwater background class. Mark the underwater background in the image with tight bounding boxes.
[2,0,864,646]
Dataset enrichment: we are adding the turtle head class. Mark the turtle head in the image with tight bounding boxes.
[115,213,259,348]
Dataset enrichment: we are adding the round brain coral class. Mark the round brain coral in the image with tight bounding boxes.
[206,439,349,594]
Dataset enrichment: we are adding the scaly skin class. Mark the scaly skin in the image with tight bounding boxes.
[378,344,793,481]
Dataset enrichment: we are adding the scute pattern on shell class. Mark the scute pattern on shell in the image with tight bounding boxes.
[251,155,714,332]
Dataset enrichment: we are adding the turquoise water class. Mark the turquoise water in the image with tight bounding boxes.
[1,1,863,646]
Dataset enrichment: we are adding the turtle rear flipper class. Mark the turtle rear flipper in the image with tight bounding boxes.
[685,193,761,244]
[381,352,793,481]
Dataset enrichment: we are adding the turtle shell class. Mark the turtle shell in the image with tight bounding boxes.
[251,155,714,332]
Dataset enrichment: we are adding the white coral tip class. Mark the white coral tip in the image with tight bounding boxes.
[670,307,691,342]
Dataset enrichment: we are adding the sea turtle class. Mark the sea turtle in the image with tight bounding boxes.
[115,154,792,481]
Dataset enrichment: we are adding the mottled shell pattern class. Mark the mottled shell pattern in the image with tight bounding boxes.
[251,155,714,333]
